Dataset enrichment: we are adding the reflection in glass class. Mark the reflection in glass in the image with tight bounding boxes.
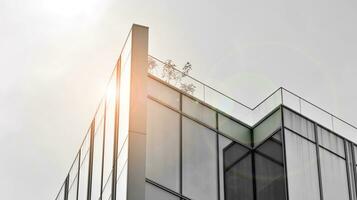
[224,144,253,200]
[182,95,216,127]
[146,100,180,192]
[224,132,286,200]
[319,148,349,200]
[219,135,232,200]
[218,114,251,146]
[285,129,320,200]
[91,115,104,199]
[253,110,281,146]
[148,78,180,109]
[145,183,180,200]
[182,117,218,200]
[255,132,285,200]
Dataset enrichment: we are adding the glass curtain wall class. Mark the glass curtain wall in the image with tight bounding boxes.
[223,115,286,200]
[223,142,253,200]
[283,108,355,200]
[254,131,285,200]
[146,77,286,200]
[54,26,139,200]
[146,77,253,200]
[317,126,349,200]
[55,66,119,200]
[58,68,357,200]
[146,100,357,200]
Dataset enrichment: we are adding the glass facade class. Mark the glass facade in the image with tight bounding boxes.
[54,25,357,200]
[56,73,357,200]
[145,78,287,200]
[144,78,357,200]
[284,108,357,200]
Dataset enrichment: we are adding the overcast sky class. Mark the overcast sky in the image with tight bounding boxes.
[1,0,357,199]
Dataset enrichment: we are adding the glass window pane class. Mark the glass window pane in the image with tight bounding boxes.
[78,150,89,200]
[218,114,251,146]
[320,148,349,200]
[345,142,357,200]
[146,99,180,192]
[285,129,320,200]
[224,153,254,200]
[68,175,78,200]
[56,185,65,200]
[101,173,112,200]
[102,73,116,195]
[145,183,180,200]
[117,38,131,199]
[116,136,128,200]
[283,108,315,141]
[256,132,283,163]
[91,116,104,199]
[182,117,218,200]
[182,95,216,127]
[255,154,285,200]
[68,155,79,200]
[255,132,285,200]
[117,162,128,200]
[272,132,282,141]
[253,110,282,146]
[317,126,345,158]
[224,142,249,169]
[148,78,180,109]
[219,135,232,200]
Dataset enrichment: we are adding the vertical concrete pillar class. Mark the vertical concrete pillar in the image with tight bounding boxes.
[112,24,148,200]
[126,24,148,200]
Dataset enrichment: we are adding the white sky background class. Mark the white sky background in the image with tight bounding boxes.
[1,0,357,199]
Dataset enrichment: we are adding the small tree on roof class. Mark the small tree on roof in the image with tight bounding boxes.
[148,58,196,95]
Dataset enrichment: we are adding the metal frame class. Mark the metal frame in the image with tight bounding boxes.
[280,104,290,200]
[351,143,357,199]
[179,93,183,195]
[76,150,81,200]
[87,120,95,200]
[314,122,325,200]
[216,111,221,200]
[345,140,353,200]
[64,175,69,200]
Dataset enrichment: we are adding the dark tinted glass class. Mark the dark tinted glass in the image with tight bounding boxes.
[225,154,254,200]
[255,154,285,200]
[256,133,283,163]
[255,132,285,200]
[224,143,253,200]
[224,133,286,200]
[224,142,250,170]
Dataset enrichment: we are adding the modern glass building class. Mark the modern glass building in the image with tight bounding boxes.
[54,24,357,200]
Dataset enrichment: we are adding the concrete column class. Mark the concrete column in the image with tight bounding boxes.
[126,24,149,200]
